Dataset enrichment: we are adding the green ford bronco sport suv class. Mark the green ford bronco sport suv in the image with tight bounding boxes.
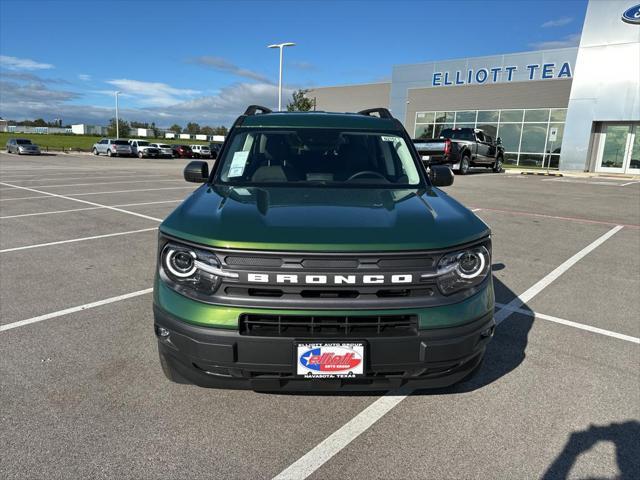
[153,105,495,391]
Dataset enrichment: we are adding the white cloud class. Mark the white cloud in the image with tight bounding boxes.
[105,79,201,107]
[530,33,580,49]
[163,82,293,124]
[189,56,272,83]
[0,78,296,126]
[78,74,91,81]
[541,17,573,28]
[0,55,54,70]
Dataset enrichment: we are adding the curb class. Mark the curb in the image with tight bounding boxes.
[520,171,564,177]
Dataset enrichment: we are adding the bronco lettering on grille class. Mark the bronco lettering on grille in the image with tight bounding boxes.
[246,273,414,284]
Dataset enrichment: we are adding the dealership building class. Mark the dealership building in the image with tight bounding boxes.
[307,0,640,173]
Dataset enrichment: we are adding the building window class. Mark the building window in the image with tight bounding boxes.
[414,107,567,169]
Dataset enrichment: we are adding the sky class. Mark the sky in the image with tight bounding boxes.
[0,0,587,128]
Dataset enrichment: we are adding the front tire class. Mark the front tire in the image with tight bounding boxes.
[92,148,99,156]
[492,156,503,173]
[458,155,470,175]
[138,152,144,159]
[107,149,113,157]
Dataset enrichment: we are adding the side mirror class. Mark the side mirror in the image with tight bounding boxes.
[496,137,502,145]
[184,161,209,183]
[429,165,454,187]
[210,150,218,160]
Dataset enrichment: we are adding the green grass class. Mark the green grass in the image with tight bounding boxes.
[0,132,213,152]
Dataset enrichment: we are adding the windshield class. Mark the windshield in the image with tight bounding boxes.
[159,144,171,148]
[136,141,150,146]
[214,128,422,187]
[16,139,32,145]
[114,140,129,145]
[439,129,475,141]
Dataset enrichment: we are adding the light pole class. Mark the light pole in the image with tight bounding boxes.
[114,91,121,138]
[267,42,295,111]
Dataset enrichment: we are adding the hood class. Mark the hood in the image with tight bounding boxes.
[160,186,490,252]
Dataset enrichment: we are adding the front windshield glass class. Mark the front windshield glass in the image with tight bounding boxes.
[215,129,422,187]
[114,140,129,145]
[137,141,150,146]
[159,144,170,148]
[16,139,32,145]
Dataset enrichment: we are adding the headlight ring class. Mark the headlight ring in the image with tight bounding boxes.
[164,248,197,278]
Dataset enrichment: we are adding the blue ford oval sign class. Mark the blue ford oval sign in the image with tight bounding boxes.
[622,4,640,24]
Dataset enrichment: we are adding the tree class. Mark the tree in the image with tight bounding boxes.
[130,120,149,128]
[186,122,201,134]
[169,124,182,134]
[107,118,130,138]
[213,126,228,135]
[33,118,48,127]
[200,125,214,136]
[286,89,314,112]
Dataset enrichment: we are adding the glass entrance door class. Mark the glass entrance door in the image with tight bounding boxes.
[596,124,640,174]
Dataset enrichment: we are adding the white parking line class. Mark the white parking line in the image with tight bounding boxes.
[0,173,169,183]
[0,199,182,219]
[0,182,165,222]
[0,288,153,333]
[620,181,640,187]
[495,225,624,325]
[0,171,142,179]
[273,387,413,480]
[495,303,639,344]
[0,178,178,190]
[0,185,194,202]
[272,224,626,480]
[0,227,158,253]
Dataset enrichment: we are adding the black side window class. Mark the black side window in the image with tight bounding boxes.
[476,131,485,142]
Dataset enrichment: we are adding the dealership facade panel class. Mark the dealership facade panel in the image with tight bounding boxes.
[307,0,640,173]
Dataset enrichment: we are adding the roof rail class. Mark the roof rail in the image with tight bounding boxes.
[244,105,273,116]
[358,108,393,119]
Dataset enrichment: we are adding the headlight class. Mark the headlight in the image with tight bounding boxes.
[433,245,490,295]
[159,242,237,299]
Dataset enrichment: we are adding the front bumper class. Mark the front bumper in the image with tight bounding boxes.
[153,303,494,391]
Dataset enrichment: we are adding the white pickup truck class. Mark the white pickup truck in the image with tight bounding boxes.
[190,144,211,158]
[129,139,161,159]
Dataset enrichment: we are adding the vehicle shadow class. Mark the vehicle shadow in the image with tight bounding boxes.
[541,421,640,480]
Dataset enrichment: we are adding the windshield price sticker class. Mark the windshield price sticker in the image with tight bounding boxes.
[381,136,398,142]
[228,151,249,177]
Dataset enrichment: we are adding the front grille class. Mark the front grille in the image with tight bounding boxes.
[218,253,434,270]
[239,314,418,337]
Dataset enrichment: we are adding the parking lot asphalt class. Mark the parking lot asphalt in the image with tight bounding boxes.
[1,154,638,480]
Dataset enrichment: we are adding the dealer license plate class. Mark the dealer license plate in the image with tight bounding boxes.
[296,342,365,378]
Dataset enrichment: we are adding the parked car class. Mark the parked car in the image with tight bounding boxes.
[6,138,41,155]
[150,143,175,158]
[171,144,193,158]
[190,144,211,158]
[153,105,494,391]
[413,128,504,174]
[209,143,222,159]
[92,139,133,157]
[129,139,161,159]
